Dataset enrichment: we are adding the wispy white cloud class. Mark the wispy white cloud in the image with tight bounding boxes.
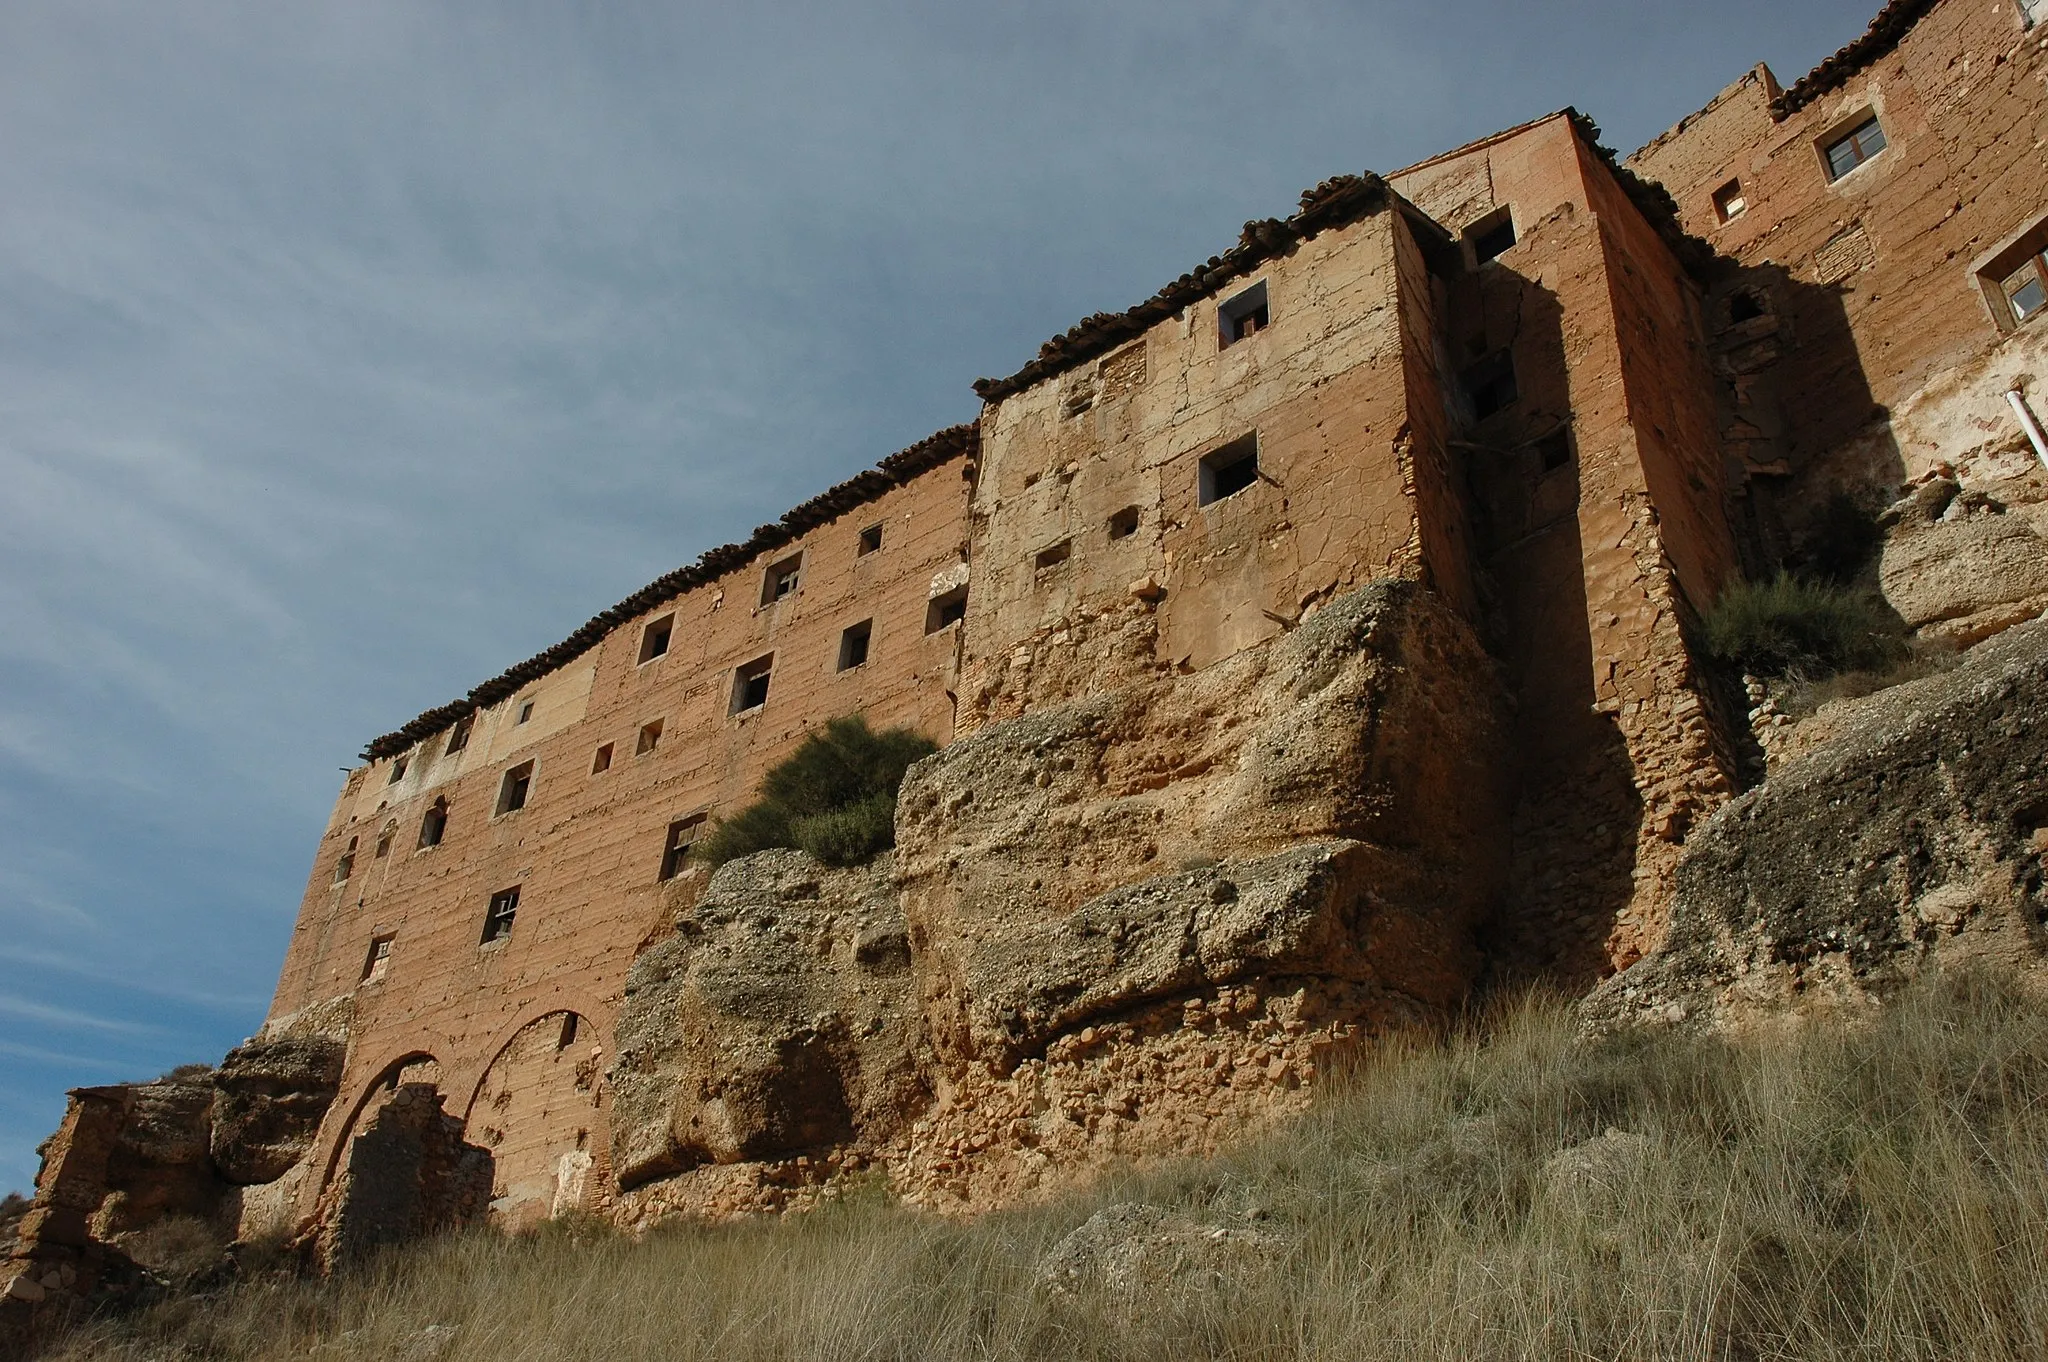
[0,994,164,1038]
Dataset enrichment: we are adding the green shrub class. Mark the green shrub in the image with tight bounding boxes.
[699,716,936,868]
[1704,572,1904,678]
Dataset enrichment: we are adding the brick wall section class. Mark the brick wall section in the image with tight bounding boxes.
[272,448,972,1228]
[959,205,1459,728]
[1630,0,2048,541]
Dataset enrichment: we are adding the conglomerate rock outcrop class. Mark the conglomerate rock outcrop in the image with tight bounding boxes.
[1582,616,2048,1032]
[608,579,1511,1215]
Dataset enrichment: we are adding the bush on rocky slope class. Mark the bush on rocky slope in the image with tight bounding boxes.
[40,971,2048,1362]
[698,716,936,867]
[1704,572,1904,678]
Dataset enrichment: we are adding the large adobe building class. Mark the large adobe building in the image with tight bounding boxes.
[263,0,2048,1234]
[10,0,2048,1298]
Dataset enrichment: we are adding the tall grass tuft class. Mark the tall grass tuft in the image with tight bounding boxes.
[40,970,2048,1361]
[1704,573,1904,679]
[697,715,935,868]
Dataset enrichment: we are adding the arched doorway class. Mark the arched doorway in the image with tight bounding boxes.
[464,1011,604,1227]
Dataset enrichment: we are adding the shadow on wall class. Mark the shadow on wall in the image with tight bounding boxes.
[1706,263,1902,578]
[1452,268,1644,983]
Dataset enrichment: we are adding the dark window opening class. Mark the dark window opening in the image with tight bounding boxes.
[1108,506,1141,540]
[837,620,873,671]
[1198,434,1260,506]
[761,554,803,606]
[418,799,448,848]
[1034,540,1071,572]
[375,825,394,858]
[516,699,535,725]
[557,1013,579,1049]
[496,760,534,815]
[1535,431,1574,473]
[926,587,967,634]
[445,713,474,754]
[1728,291,1766,324]
[1712,179,1748,224]
[591,743,613,775]
[334,836,357,884]
[1823,116,1887,181]
[1469,210,1517,265]
[638,615,673,664]
[481,886,519,945]
[660,814,706,881]
[1218,281,1269,347]
[1463,351,1520,420]
[636,719,663,756]
[857,523,883,556]
[732,655,774,713]
[388,755,408,785]
[362,935,394,983]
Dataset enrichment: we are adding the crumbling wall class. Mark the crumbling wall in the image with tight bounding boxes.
[312,1084,492,1270]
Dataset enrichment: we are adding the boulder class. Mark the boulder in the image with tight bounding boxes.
[1879,484,2048,648]
[1036,1202,1285,1297]
[1582,618,2048,1032]
[898,580,1508,1074]
[608,851,926,1190]
[210,1036,345,1185]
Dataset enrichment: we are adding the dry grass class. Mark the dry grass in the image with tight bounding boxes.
[41,971,2048,1361]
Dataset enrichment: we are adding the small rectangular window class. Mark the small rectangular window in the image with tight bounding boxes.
[837,619,873,671]
[1823,115,1886,181]
[2005,261,2047,322]
[1462,351,1519,420]
[362,935,394,983]
[481,886,519,944]
[496,760,534,815]
[516,699,535,725]
[1535,430,1574,472]
[333,836,357,884]
[761,553,803,606]
[925,586,968,634]
[1974,219,2048,332]
[857,524,883,556]
[636,719,663,755]
[2022,0,2045,27]
[556,1013,579,1050]
[732,655,774,713]
[388,755,409,785]
[444,713,474,754]
[1712,179,1747,224]
[591,743,614,775]
[375,826,394,858]
[1468,209,1517,265]
[659,814,706,881]
[638,615,673,664]
[1034,540,1071,573]
[1198,434,1260,507]
[418,799,448,848]
[1218,281,1269,347]
[1107,506,1140,540]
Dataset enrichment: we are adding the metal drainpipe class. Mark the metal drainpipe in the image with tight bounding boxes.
[2009,387,2048,470]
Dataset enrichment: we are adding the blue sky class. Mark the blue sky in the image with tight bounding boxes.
[0,0,1882,1195]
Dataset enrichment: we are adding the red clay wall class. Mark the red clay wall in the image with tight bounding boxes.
[269,447,973,1225]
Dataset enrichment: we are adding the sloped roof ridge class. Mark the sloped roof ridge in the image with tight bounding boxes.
[1775,0,1940,118]
[969,172,1389,405]
[358,422,978,762]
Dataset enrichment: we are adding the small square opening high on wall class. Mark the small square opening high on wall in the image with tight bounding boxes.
[636,719,663,755]
[1462,351,1519,420]
[1467,208,1517,265]
[638,614,673,664]
[1218,281,1269,347]
[761,553,803,606]
[480,886,519,945]
[1198,434,1260,506]
[1108,506,1140,540]
[418,799,448,848]
[444,713,473,754]
[1821,114,1886,181]
[362,935,393,983]
[925,585,967,634]
[1034,539,1071,573]
[857,523,883,556]
[1712,179,1747,224]
[660,814,705,881]
[837,619,873,671]
[732,654,774,713]
[496,760,534,815]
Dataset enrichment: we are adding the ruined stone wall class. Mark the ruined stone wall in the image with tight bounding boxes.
[270,446,973,1231]
[1630,0,2048,543]
[959,206,1452,727]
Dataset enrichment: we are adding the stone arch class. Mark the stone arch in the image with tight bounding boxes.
[316,1048,445,1195]
[458,1006,610,1227]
